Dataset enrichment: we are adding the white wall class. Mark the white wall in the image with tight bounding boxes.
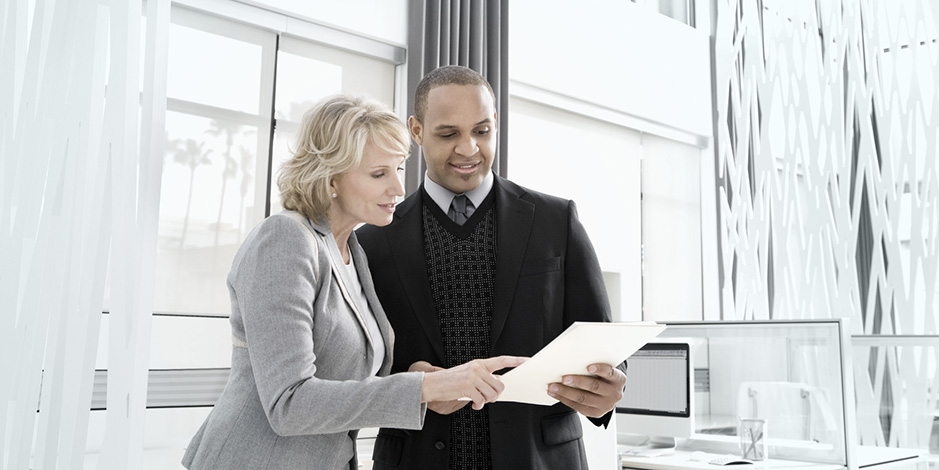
[509,0,716,324]
[641,134,704,322]
[510,0,712,137]
[243,0,408,45]
[507,97,643,324]
[508,3,714,466]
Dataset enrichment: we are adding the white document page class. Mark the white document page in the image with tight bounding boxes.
[496,321,666,405]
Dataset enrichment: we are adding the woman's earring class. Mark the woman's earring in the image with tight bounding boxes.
[331,192,337,198]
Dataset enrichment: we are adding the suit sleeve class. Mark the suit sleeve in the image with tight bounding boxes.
[562,200,628,428]
[234,216,425,436]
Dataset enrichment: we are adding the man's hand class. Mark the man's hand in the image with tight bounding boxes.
[409,361,469,415]
[546,363,627,418]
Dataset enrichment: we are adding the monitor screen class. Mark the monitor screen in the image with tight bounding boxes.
[616,342,690,417]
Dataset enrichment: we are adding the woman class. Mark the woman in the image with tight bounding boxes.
[182,95,523,470]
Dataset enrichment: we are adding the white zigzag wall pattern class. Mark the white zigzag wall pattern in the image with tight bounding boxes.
[713,0,939,449]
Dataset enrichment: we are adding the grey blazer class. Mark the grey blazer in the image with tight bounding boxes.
[182,211,425,470]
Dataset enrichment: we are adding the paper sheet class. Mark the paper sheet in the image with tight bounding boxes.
[496,321,666,405]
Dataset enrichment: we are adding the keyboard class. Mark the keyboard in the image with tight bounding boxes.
[688,451,754,466]
[707,455,753,466]
[618,445,676,458]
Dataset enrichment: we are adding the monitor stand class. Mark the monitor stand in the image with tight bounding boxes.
[618,436,677,458]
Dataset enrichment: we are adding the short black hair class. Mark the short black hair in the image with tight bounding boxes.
[413,65,496,122]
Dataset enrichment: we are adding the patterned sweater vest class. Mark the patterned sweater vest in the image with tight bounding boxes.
[422,190,497,470]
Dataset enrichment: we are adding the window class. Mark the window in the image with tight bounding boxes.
[88,5,404,464]
[151,8,401,316]
[156,8,276,315]
[269,36,398,213]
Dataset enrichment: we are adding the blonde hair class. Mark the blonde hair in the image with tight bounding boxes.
[277,94,410,221]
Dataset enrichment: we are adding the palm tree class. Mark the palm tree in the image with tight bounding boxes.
[169,138,212,248]
[236,142,255,235]
[206,119,243,248]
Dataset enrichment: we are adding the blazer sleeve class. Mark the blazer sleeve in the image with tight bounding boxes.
[562,200,628,428]
[233,215,425,437]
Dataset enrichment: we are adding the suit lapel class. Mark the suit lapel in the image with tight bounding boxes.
[491,176,535,349]
[387,191,448,365]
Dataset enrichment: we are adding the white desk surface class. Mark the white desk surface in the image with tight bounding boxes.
[619,450,843,470]
[855,445,925,468]
[620,446,926,470]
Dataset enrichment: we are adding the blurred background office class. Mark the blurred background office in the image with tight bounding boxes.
[1,0,938,468]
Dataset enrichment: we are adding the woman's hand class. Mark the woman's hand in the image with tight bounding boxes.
[419,356,527,411]
[409,361,466,414]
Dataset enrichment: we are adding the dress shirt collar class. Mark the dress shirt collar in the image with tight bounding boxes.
[422,170,495,214]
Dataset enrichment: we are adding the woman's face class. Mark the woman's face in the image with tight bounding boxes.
[329,141,406,231]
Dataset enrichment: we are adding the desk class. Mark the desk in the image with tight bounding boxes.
[619,446,926,470]
[619,450,842,470]
[855,446,926,469]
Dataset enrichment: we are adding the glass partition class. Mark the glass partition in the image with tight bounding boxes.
[656,320,853,467]
[852,336,939,455]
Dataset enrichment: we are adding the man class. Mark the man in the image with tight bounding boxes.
[357,65,627,470]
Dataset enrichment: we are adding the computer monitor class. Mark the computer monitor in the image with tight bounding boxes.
[615,342,694,452]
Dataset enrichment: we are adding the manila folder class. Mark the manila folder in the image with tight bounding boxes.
[496,321,665,406]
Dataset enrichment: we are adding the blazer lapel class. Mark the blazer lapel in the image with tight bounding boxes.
[309,218,376,351]
[350,235,395,374]
[491,176,535,350]
[387,191,448,365]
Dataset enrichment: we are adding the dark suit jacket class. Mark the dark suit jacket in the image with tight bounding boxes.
[357,175,622,470]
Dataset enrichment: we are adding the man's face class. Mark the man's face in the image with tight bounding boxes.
[409,84,497,194]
